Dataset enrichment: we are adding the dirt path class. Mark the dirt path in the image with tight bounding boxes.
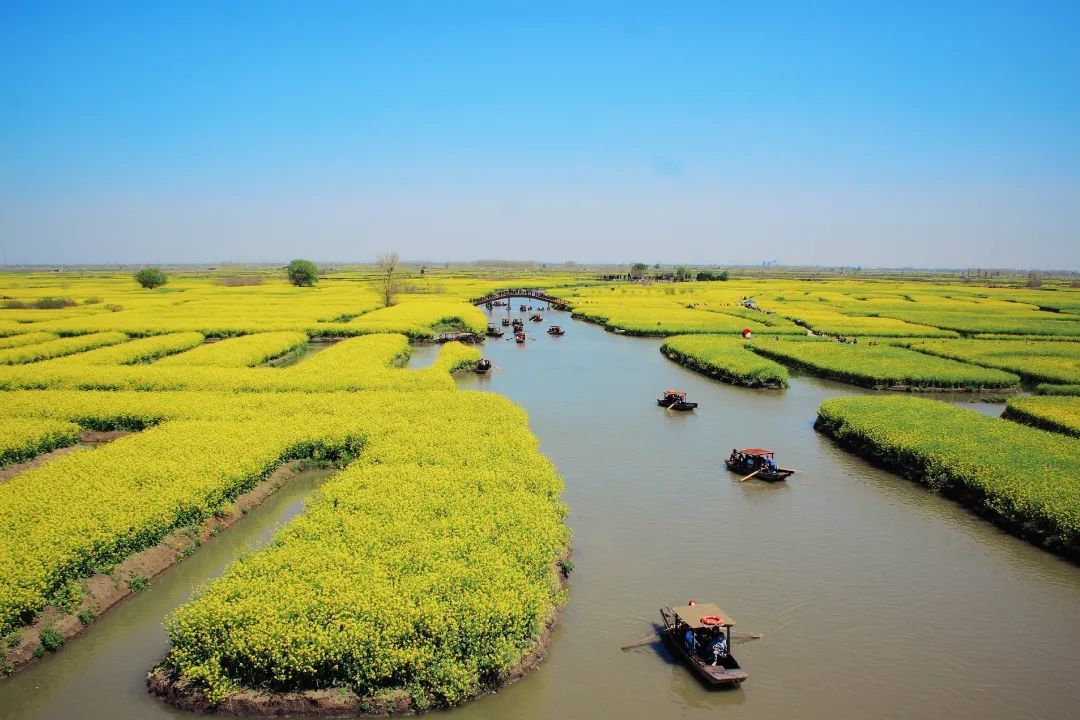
[0,431,132,484]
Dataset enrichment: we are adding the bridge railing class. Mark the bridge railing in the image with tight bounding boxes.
[470,289,571,309]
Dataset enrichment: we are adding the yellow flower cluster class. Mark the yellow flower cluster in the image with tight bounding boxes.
[661,335,788,387]
[1005,396,1080,438]
[0,417,82,468]
[0,417,366,634]
[154,331,307,367]
[0,331,128,365]
[165,392,568,705]
[816,396,1080,551]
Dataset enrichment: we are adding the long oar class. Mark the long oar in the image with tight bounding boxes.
[621,633,660,650]
[732,631,762,640]
[739,468,762,482]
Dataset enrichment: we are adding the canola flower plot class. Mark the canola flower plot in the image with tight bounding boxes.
[0,418,364,634]
[815,396,1080,557]
[571,302,794,336]
[162,392,568,708]
[764,303,958,337]
[1036,383,1080,396]
[660,335,788,388]
[0,332,59,350]
[348,300,488,338]
[904,339,1080,386]
[0,417,82,468]
[0,332,128,365]
[43,332,206,366]
[0,336,477,393]
[750,339,1020,390]
[155,331,308,367]
[1004,396,1080,438]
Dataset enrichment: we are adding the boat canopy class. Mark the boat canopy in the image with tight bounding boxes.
[671,603,736,629]
[664,390,686,397]
[738,448,773,457]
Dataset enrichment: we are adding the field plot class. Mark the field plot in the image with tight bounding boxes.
[1004,396,1080,437]
[0,418,82,468]
[749,339,1020,390]
[661,335,788,388]
[816,396,1080,558]
[905,338,1080,385]
[0,332,128,365]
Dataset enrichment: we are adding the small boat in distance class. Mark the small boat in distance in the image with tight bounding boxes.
[547,325,565,336]
[515,332,526,344]
[486,324,504,338]
[657,390,698,411]
[725,449,794,482]
[501,318,511,326]
[660,603,747,687]
[474,358,493,374]
[529,313,543,322]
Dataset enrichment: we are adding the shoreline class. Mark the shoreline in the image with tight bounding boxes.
[146,549,573,717]
[1,460,313,677]
[813,414,1079,562]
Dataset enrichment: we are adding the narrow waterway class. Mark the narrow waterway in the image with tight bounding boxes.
[0,469,336,720]
[2,309,1077,720]
[434,305,1080,720]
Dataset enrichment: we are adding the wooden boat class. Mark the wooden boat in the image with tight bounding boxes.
[474,358,493,374]
[520,304,528,311]
[486,324,504,338]
[724,448,794,482]
[657,390,698,411]
[660,603,747,687]
[547,325,565,336]
[511,319,524,329]
[501,318,511,326]
[515,332,526,344]
[529,313,543,322]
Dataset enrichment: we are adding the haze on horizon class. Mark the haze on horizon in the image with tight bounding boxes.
[2,2,1078,270]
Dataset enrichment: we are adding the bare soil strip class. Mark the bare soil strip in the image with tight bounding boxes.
[0,430,132,484]
[2,461,306,676]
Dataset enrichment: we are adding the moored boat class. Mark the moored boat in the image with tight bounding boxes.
[474,358,493,374]
[486,324,504,338]
[724,448,794,482]
[660,603,747,687]
[657,390,698,411]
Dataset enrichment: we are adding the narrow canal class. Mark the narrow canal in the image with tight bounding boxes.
[1,308,1077,720]
[439,304,1080,720]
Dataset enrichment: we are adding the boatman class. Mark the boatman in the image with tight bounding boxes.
[710,630,728,666]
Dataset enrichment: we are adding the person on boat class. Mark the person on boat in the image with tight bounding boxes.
[709,630,728,666]
[764,455,777,473]
[684,628,698,654]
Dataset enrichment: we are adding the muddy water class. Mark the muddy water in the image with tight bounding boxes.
[0,469,336,720]
[2,311,1078,720]
[431,306,1079,720]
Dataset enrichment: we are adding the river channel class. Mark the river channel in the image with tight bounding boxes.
[1,306,1077,719]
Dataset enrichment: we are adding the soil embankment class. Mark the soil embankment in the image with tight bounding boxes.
[2,461,309,675]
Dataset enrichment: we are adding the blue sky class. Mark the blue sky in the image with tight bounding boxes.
[2,1,1078,268]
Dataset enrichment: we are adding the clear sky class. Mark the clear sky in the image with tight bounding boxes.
[2,1,1078,268]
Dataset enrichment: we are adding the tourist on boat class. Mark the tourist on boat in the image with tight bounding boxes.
[684,628,697,654]
[709,630,728,666]
[764,455,777,473]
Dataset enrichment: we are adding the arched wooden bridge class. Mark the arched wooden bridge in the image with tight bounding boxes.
[471,289,572,311]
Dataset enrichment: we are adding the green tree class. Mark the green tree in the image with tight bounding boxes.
[287,259,318,287]
[673,266,693,282]
[630,262,648,279]
[133,267,167,289]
